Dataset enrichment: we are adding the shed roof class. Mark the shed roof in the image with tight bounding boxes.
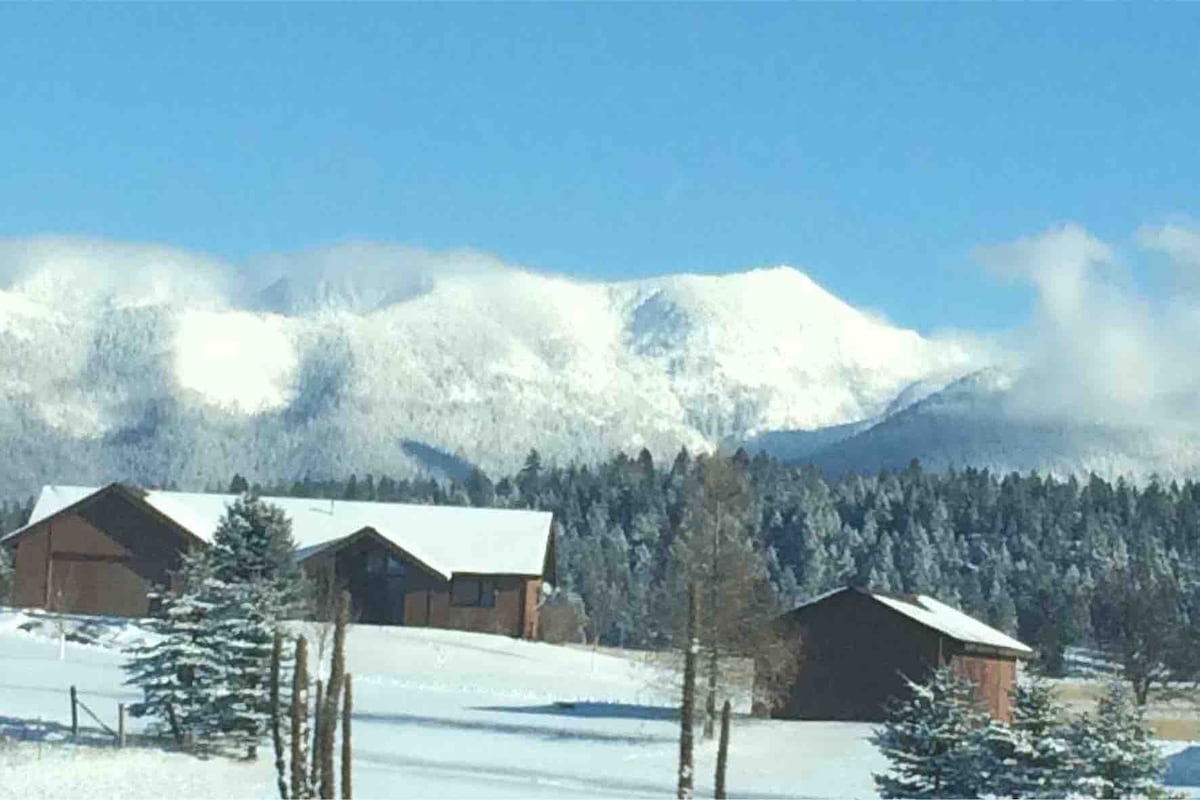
[4,484,553,580]
[790,586,1033,657]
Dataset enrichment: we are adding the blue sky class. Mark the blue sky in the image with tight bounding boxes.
[1,4,1196,332]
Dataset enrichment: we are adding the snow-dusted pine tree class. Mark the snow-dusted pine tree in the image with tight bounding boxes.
[1000,677,1078,798]
[209,493,305,619]
[1070,683,1167,799]
[211,579,283,757]
[872,666,991,799]
[206,494,301,756]
[124,550,228,746]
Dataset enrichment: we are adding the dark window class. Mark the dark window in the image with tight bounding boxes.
[451,576,496,607]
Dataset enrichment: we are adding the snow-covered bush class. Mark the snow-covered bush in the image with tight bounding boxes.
[872,666,993,798]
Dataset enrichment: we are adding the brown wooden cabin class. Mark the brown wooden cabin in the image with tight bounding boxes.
[298,527,551,639]
[768,586,1033,722]
[1,483,555,640]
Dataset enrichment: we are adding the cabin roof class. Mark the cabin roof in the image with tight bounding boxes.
[789,586,1034,657]
[5,484,553,580]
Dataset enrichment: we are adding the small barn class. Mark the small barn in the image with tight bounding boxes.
[1,483,556,640]
[769,586,1032,722]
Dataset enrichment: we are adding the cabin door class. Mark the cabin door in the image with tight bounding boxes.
[364,550,407,625]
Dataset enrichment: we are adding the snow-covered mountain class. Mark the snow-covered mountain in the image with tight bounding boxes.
[0,240,978,496]
[749,368,1200,481]
[0,236,1195,497]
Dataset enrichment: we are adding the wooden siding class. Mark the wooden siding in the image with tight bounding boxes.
[953,653,1017,722]
[300,535,541,639]
[8,485,549,639]
[11,502,190,617]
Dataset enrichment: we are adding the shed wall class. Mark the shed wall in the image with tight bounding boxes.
[11,508,185,617]
[952,653,1018,722]
[773,590,944,721]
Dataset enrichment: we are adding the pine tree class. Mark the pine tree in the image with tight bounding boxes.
[1070,683,1166,799]
[872,667,992,799]
[999,678,1077,798]
[210,494,305,619]
[124,551,228,746]
[212,580,283,755]
[205,495,302,754]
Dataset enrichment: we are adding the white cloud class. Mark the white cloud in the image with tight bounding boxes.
[245,241,512,314]
[0,235,233,310]
[977,222,1200,429]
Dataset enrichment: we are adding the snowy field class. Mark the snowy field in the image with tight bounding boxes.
[0,610,884,799]
[3,611,1198,799]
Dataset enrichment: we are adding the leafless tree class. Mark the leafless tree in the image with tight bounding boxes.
[666,455,799,737]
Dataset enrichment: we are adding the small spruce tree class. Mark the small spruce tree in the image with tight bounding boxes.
[1004,678,1078,798]
[872,666,991,799]
[206,495,301,756]
[1070,683,1166,799]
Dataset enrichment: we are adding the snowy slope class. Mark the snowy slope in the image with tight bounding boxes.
[0,609,886,799]
[0,241,976,496]
[789,369,1200,481]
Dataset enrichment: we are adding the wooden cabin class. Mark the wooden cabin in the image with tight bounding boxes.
[1,483,556,640]
[768,586,1033,722]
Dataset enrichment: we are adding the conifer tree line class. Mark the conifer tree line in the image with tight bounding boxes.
[873,668,1166,799]
[221,449,1200,698]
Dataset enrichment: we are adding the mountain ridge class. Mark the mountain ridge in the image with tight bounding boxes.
[0,238,1195,496]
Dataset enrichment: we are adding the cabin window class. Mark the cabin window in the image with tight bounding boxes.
[451,576,496,607]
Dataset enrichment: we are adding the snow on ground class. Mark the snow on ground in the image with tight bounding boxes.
[0,610,883,799]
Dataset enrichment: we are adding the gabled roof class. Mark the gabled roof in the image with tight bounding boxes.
[789,586,1033,657]
[3,484,554,580]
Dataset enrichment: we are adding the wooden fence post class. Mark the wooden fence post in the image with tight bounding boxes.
[69,685,78,738]
[341,674,352,800]
[118,703,126,748]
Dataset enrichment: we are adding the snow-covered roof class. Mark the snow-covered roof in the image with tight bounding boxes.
[8,485,553,580]
[792,586,1033,656]
[871,592,1032,655]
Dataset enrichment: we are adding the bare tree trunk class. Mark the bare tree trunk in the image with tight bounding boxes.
[271,630,289,799]
[703,501,722,740]
[703,644,719,740]
[715,700,731,799]
[311,679,323,794]
[341,674,352,800]
[290,636,310,800]
[678,585,698,800]
[318,591,349,799]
